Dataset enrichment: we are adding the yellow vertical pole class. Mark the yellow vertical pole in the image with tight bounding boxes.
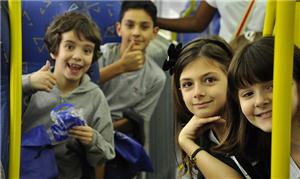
[8,0,22,178]
[294,2,300,48]
[271,1,295,178]
[263,0,276,36]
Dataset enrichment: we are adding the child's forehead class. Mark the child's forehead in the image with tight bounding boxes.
[190,57,227,73]
[61,30,94,46]
[238,80,273,90]
[181,58,227,77]
[61,30,84,40]
[121,9,153,24]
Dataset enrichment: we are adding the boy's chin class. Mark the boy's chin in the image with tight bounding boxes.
[67,77,81,83]
[65,73,84,83]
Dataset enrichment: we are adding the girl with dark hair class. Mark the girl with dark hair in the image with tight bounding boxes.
[163,36,249,178]
[219,36,300,178]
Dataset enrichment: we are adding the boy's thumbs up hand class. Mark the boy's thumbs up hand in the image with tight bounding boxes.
[119,40,145,72]
[40,60,51,71]
[29,60,56,92]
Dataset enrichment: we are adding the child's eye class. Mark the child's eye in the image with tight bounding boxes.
[141,24,150,30]
[65,44,74,51]
[180,81,193,89]
[240,91,254,98]
[265,84,273,91]
[83,48,93,55]
[204,77,217,84]
[125,23,134,29]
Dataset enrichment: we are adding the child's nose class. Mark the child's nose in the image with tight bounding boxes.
[73,49,83,60]
[255,93,270,107]
[193,84,206,98]
[132,26,141,36]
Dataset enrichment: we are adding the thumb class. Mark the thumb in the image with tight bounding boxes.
[40,60,51,71]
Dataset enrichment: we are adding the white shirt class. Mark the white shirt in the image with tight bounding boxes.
[205,0,266,42]
[209,130,251,178]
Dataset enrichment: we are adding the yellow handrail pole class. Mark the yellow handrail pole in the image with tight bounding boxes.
[294,2,300,48]
[263,0,276,36]
[8,0,22,178]
[271,1,295,179]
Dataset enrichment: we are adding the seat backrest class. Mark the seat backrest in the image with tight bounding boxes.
[22,1,122,83]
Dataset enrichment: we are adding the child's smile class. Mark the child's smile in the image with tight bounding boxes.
[192,100,213,110]
[254,110,272,119]
[67,62,84,76]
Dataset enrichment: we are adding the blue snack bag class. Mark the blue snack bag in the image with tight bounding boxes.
[50,103,86,142]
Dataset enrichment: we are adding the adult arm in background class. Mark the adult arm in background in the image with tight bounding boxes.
[157,1,217,32]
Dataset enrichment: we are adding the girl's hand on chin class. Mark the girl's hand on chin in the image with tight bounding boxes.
[178,115,222,145]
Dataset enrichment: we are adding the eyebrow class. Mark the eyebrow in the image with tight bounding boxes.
[180,72,219,81]
[63,39,94,48]
[124,19,152,25]
[238,88,250,93]
[63,40,75,44]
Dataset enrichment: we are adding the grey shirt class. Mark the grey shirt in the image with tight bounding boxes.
[22,74,115,179]
[98,43,166,123]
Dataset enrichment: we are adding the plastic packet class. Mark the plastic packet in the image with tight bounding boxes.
[50,103,86,142]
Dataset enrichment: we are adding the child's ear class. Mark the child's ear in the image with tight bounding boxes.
[116,22,122,37]
[50,53,56,60]
[152,26,159,39]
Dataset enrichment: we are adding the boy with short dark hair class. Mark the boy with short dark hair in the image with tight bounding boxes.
[22,11,115,179]
[98,1,166,150]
